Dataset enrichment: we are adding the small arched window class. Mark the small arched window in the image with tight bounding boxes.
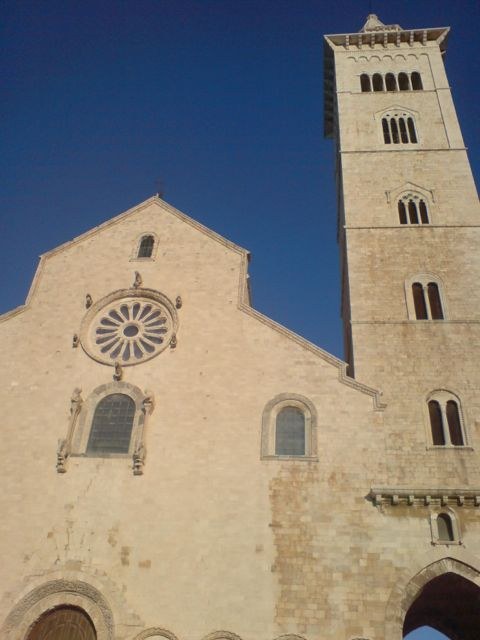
[427,392,466,447]
[385,73,397,91]
[372,73,384,92]
[360,74,371,92]
[411,72,423,90]
[87,393,136,454]
[437,514,454,541]
[430,510,461,545]
[398,72,410,90]
[275,407,305,456]
[138,234,155,258]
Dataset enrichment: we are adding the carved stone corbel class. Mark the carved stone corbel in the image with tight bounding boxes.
[133,271,143,288]
[113,361,123,381]
[132,390,155,476]
[56,388,83,473]
[85,294,93,308]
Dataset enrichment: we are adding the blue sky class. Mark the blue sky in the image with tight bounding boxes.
[1,0,479,366]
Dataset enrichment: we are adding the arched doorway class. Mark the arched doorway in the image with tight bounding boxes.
[25,606,96,640]
[403,572,480,640]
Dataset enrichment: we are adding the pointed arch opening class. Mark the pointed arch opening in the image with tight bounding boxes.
[402,572,480,639]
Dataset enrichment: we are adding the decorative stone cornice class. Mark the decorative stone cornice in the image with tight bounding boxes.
[369,487,480,507]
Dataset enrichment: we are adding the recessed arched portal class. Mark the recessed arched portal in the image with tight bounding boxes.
[402,572,480,640]
[25,606,96,640]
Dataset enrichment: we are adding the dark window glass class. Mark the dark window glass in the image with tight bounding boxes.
[413,283,428,319]
[407,117,418,143]
[399,118,409,143]
[275,407,305,456]
[429,400,445,445]
[446,400,464,445]
[372,73,383,91]
[427,282,444,320]
[411,72,423,90]
[360,74,371,92]
[138,235,155,258]
[437,514,454,541]
[408,200,419,224]
[26,607,96,640]
[398,201,407,224]
[419,200,429,224]
[382,118,391,144]
[385,73,396,91]
[87,394,135,454]
[391,118,400,144]
[398,72,410,90]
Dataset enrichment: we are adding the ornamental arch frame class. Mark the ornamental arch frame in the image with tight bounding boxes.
[0,579,115,640]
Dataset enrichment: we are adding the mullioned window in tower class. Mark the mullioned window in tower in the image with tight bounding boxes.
[427,391,466,447]
[405,275,446,321]
[382,112,418,144]
[398,196,429,224]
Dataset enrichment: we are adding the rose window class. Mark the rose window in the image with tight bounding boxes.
[80,291,177,365]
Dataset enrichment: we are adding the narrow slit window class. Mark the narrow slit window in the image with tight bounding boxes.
[427,282,444,320]
[372,73,383,91]
[391,118,400,144]
[382,118,391,144]
[399,118,409,143]
[408,200,419,224]
[446,400,464,445]
[437,514,454,541]
[411,72,423,90]
[275,407,305,456]
[385,73,396,91]
[428,400,445,445]
[138,235,155,258]
[413,283,428,319]
[398,201,407,224]
[419,200,429,224]
[360,74,371,92]
[398,72,410,90]
[407,117,418,143]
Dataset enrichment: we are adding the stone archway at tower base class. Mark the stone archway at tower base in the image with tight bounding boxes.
[385,557,480,639]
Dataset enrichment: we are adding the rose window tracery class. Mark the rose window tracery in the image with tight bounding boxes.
[80,289,177,365]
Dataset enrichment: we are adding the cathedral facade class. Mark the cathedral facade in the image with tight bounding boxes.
[1,15,479,640]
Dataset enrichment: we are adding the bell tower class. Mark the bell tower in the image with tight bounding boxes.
[324,15,480,477]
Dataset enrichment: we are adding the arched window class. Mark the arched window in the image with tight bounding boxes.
[437,514,454,541]
[26,607,96,640]
[138,234,155,258]
[412,281,444,320]
[261,394,317,460]
[385,73,397,91]
[87,393,136,454]
[381,112,418,144]
[398,72,410,90]
[398,201,407,224]
[275,407,305,456]
[360,73,371,92]
[411,71,423,90]
[427,392,466,447]
[429,511,461,546]
[372,73,384,91]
